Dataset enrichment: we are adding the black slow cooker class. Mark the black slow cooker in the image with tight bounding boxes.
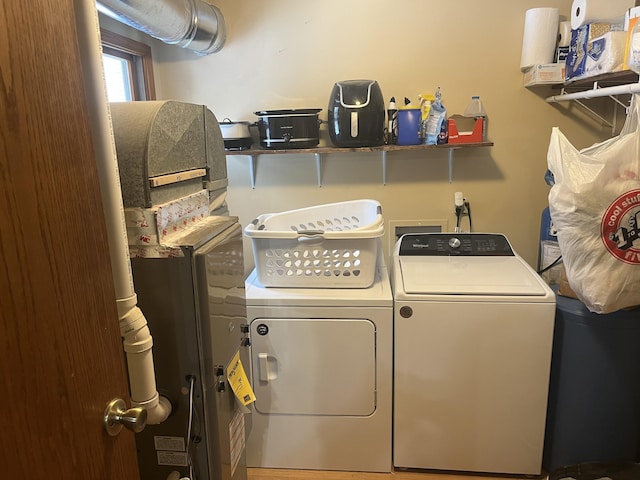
[254,109,321,149]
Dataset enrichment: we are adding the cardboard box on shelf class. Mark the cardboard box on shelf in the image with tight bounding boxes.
[523,63,566,86]
[623,6,640,70]
[447,115,483,144]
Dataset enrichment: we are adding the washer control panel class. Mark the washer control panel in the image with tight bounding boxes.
[399,233,514,256]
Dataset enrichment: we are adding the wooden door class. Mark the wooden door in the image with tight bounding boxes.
[0,1,141,478]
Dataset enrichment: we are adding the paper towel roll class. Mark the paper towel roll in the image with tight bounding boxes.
[558,21,572,47]
[520,7,560,71]
[570,0,633,29]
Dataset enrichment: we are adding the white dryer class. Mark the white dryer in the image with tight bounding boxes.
[391,233,555,476]
[244,263,393,472]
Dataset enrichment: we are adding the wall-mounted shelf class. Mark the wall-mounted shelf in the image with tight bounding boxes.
[225,142,494,187]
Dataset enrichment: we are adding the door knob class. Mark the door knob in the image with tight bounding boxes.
[103,398,147,436]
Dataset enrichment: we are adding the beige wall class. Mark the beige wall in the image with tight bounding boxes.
[101,1,620,270]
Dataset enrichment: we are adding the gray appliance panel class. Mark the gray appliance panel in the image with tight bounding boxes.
[131,218,249,480]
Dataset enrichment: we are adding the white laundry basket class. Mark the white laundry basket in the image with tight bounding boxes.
[244,200,383,288]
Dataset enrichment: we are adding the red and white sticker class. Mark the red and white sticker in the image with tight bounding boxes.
[601,189,640,264]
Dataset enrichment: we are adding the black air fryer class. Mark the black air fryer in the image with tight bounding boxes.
[328,79,385,147]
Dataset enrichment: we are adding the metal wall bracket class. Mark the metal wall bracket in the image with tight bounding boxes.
[545,80,639,135]
[229,143,493,187]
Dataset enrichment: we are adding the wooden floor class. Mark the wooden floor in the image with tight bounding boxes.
[248,467,543,480]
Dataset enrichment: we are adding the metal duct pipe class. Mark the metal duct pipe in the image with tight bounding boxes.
[96,0,226,55]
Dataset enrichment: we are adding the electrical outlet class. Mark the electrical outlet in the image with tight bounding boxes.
[454,194,471,232]
[454,191,464,208]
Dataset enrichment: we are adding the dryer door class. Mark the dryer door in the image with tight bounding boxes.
[250,318,376,416]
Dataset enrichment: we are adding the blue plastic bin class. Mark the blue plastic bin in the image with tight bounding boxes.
[543,289,640,472]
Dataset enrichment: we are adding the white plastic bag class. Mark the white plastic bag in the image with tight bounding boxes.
[547,96,640,314]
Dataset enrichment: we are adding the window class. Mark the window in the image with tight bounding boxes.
[100,29,156,102]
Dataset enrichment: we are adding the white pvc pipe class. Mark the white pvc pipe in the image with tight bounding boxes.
[546,81,640,102]
[74,0,170,425]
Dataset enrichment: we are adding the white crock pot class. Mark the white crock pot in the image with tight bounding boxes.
[220,119,252,150]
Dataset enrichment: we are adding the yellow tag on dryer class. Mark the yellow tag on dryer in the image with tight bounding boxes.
[226,350,256,406]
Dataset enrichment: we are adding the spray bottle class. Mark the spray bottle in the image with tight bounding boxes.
[418,93,434,143]
[387,97,398,144]
[434,87,448,145]
[423,88,447,145]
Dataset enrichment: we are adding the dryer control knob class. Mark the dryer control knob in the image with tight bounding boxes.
[449,237,461,249]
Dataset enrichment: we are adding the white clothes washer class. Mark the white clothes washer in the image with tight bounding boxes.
[244,263,393,473]
[391,233,555,476]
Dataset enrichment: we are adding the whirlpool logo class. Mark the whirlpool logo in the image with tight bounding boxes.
[601,189,640,264]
